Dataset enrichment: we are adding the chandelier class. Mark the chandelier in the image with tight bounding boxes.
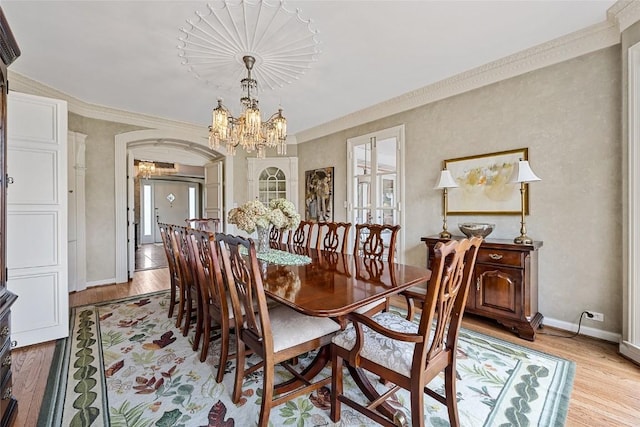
[137,161,156,179]
[135,160,178,179]
[208,55,287,159]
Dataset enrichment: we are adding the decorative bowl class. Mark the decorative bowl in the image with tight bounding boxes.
[458,222,494,238]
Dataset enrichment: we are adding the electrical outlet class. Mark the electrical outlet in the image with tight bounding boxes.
[586,311,604,322]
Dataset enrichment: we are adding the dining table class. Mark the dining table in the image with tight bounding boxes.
[257,244,432,398]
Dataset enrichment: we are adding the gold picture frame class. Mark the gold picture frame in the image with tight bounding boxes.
[444,148,529,215]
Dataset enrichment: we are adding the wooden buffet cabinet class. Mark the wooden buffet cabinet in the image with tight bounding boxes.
[0,8,19,427]
[421,235,543,341]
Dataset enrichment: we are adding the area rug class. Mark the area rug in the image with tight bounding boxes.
[38,291,575,426]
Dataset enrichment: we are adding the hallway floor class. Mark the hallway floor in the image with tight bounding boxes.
[135,243,168,271]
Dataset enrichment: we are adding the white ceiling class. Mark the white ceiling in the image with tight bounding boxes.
[2,1,616,142]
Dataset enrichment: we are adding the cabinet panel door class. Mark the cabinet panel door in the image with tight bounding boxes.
[475,265,523,319]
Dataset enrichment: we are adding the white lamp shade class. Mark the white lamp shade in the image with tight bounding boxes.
[434,169,458,189]
[513,160,541,183]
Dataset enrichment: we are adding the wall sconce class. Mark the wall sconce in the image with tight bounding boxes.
[512,160,541,244]
[435,168,458,238]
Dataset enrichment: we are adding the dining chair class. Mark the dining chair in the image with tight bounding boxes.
[330,237,482,427]
[185,218,220,232]
[170,225,203,345]
[187,228,234,379]
[268,225,288,247]
[354,223,400,261]
[316,221,351,252]
[290,220,315,248]
[158,223,182,320]
[353,223,401,313]
[216,232,341,427]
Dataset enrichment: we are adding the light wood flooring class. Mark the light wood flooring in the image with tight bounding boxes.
[11,268,640,426]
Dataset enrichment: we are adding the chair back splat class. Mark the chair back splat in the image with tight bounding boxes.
[316,222,351,253]
[354,223,400,261]
[290,220,315,248]
[216,232,340,427]
[331,236,482,427]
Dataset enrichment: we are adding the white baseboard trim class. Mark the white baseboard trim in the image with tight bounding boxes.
[619,340,640,363]
[542,316,621,343]
[84,278,117,288]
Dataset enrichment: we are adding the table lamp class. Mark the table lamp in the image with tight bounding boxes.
[512,160,541,244]
[435,168,458,238]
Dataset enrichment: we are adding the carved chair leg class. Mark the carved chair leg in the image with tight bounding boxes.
[330,348,343,422]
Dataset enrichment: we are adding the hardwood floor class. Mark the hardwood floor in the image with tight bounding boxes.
[12,268,640,426]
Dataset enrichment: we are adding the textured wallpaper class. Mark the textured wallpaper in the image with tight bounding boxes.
[298,46,623,333]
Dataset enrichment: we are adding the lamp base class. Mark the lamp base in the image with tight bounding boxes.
[514,234,533,245]
[439,230,452,239]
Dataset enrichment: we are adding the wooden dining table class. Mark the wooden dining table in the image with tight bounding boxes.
[258,244,432,396]
[261,245,431,320]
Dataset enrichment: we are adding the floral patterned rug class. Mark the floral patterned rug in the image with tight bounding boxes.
[38,291,574,426]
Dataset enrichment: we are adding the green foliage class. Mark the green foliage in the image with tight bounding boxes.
[155,409,182,427]
[459,364,506,386]
[132,351,155,365]
[278,398,313,426]
[102,330,127,348]
[109,401,153,427]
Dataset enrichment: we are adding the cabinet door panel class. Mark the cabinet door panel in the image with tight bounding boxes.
[475,265,522,319]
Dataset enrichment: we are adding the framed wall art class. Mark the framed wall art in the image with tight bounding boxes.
[444,148,529,215]
[305,167,334,222]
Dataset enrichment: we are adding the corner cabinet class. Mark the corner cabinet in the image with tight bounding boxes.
[421,236,543,341]
[0,8,20,427]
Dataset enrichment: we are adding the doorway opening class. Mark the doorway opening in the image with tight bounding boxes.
[135,173,203,272]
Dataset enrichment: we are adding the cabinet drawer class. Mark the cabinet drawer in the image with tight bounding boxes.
[477,248,523,268]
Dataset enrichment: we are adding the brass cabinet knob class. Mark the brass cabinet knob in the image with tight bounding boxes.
[488,253,503,260]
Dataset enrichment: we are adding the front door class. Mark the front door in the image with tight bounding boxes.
[139,179,199,244]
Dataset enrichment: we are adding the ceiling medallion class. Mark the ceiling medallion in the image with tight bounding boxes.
[178,0,319,158]
[177,0,320,91]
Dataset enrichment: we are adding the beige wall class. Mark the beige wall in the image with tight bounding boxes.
[298,46,623,332]
[68,113,145,282]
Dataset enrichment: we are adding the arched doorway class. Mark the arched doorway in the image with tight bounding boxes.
[114,129,233,282]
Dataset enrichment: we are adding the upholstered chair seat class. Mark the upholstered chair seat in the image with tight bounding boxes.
[269,304,341,352]
[332,311,423,377]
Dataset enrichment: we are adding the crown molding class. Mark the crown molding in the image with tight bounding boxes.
[7,71,207,136]
[296,19,621,144]
[7,4,633,147]
[608,0,640,33]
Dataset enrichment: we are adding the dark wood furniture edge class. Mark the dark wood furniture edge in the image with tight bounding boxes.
[0,8,19,427]
[421,235,543,341]
[420,235,543,250]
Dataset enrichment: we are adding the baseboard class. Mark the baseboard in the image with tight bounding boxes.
[542,316,621,343]
[619,340,640,364]
[84,278,117,288]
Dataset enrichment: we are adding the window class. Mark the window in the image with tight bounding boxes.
[258,167,287,204]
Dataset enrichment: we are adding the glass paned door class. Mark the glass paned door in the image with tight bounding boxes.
[348,125,404,260]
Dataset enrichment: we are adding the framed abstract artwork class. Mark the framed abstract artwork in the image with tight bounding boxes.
[304,167,334,222]
[444,148,529,215]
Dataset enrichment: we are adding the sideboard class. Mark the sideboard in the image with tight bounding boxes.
[421,236,543,341]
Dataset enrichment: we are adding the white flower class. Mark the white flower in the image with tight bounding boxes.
[228,199,300,234]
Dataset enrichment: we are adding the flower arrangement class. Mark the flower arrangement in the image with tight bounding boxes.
[228,198,300,234]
